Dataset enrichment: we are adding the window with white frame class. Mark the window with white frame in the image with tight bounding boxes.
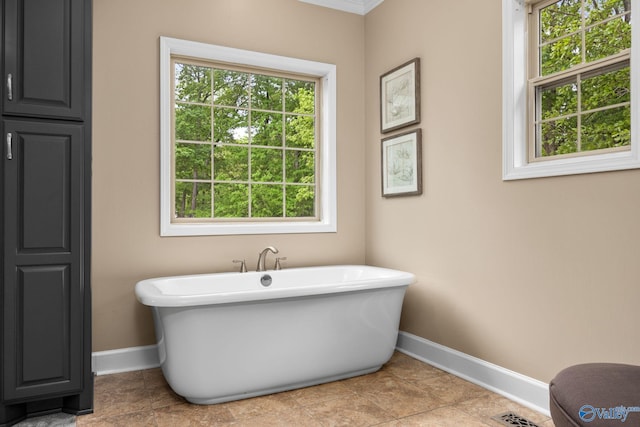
[160,37,337,236]
[503,0,640,180]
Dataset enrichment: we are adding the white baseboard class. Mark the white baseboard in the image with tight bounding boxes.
[92,344,160,375]
[395,331,550,416]
[91,331,550,416]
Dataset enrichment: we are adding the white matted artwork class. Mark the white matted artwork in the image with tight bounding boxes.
[381,129,422,197]
[380,58,420,133]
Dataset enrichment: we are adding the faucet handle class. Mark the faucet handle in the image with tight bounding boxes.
[232,259,247,273]
[274,257,287,270]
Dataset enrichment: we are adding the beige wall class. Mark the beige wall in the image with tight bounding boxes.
[94,0,640,385]
[92,0,366,351]
[365,0,640,382]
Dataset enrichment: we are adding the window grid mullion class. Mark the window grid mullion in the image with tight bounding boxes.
[281,79,286,218]
[537,3,630,50]
[172,58,320,221]
[581,0,586,66]
[577,74,582,152]
[530,51,630,87]
[531,0,632,160]
[538,101,632,124]
[210,67,216,219]
[247,74,253,219]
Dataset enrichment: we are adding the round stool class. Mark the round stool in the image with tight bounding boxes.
[549,363,640,426]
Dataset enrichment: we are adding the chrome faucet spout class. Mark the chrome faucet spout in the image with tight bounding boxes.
[256,246,279,272]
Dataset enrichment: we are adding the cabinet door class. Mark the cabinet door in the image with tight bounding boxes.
[2,0,85,120]
[2,119,85,401]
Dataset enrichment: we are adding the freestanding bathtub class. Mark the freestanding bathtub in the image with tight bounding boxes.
[135,265,414,404]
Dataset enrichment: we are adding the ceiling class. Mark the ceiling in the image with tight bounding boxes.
[298,0,384,15]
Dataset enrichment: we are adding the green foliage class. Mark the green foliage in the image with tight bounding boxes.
[174,62,316,219]
[213,184,248,218]
[537,0,631,157]
[286,185,315,217]
[252,185,283,217]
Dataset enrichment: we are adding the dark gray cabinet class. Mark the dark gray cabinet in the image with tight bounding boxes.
[2,120,85,400]
[1,0,92,425]
[3,0,85,120]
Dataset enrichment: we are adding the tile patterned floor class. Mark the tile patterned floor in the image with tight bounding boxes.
[69,352,554,426]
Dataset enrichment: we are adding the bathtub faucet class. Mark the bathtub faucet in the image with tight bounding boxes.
[256,246,279,272]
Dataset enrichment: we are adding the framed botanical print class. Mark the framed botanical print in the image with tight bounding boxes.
[380,58,420,133]
[381,129,422,197]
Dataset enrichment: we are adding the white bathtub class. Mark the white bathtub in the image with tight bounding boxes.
[135,265,414,404]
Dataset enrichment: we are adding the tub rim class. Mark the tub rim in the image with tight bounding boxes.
[135,264,415,308]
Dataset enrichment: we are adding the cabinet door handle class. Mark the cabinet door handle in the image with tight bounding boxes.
[6,133,12,160]
[6,74,12,101]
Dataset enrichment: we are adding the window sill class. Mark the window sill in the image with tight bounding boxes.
[160,220,337,237]
[502,149,640,180]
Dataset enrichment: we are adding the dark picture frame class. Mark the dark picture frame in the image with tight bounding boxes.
[381,129,422,197]
[380,58,421,133]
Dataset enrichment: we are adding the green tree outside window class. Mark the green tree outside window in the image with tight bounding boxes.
[173,61,317,219]
[535,0,631,158]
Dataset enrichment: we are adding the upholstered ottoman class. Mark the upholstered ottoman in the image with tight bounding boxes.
[549,363,640,426]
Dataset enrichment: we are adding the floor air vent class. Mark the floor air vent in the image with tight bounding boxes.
[491,412,540,427]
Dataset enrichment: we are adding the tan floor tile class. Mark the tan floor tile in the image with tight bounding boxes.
[77,410,156,427]
[304,394,395,426]
[379,406,495,426]
[344,372,448,418]
[287,380,356,406]
[230,408,322,426]
[94,371,146,393]
[90,386,153,419]
[382,352,447,382]
[413,373,492,405]
[146,381,186,409]
[141,368,167,389]
[138,368,187,409]
[456,393,551,426]
[153,403,235,427]
[221,392,300,420]
[340,369,394,393]
[82,372,151,420]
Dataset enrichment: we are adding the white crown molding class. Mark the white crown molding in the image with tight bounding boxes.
[299,0,383,15]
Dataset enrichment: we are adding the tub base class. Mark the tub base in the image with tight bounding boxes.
[184,365,381,405]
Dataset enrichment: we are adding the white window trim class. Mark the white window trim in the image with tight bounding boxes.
[159,37,337,236]
[502,0,640,180]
